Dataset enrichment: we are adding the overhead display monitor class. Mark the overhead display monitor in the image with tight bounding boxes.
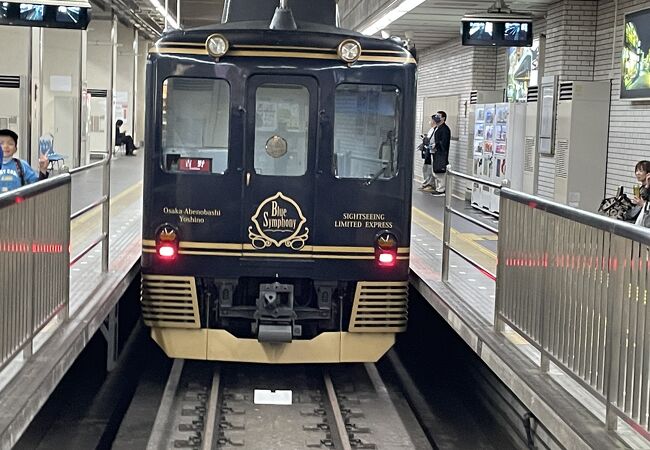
[621,8,650,100]
[19,3,43,21]
[462,18,533,47]
[462,21,495,46]
[56,5,81,23]
[504,22,532,46]
[0,1,90,29]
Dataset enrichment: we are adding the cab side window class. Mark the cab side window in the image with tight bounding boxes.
[162,78,230,174]
[334,84,401,180]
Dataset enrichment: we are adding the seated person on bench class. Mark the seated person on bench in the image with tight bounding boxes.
[115,120,138,156]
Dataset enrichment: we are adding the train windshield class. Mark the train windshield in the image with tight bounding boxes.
[334,84,400,180]
[254,84,310,177]
[161,78,230,174]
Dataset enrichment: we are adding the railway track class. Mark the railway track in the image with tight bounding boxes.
[146,360,424,449]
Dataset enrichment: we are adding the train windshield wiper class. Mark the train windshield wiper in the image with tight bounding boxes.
[365,164,388,186]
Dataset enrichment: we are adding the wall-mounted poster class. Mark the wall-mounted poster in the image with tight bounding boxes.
[506,38,540,102]
[621,8,650,100]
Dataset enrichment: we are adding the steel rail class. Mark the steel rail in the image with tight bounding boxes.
[323,371,352,450]
[201,367,222,450]
[147,359,185,450]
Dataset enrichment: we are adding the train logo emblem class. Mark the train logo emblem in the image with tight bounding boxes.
[249,192,309,250]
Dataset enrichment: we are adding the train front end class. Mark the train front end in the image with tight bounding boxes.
[140,25,417,363]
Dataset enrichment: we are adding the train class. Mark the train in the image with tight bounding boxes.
[140,0,417,363]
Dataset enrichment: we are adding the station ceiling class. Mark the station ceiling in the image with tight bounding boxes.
[94,0,554,48]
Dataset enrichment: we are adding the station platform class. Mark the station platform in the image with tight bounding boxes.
[0,154,143,450]
[1,164,649,449]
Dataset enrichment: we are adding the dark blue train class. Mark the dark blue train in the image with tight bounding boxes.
[140,0,417,363]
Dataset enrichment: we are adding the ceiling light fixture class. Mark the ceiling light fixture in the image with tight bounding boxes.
[358,0,427,36]
[148,0,179,29]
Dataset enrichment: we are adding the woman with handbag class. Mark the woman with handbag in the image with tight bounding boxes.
[632,161,650,227]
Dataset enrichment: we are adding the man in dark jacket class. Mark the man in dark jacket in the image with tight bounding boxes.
[115,120,138,156]
[431,111,451,196]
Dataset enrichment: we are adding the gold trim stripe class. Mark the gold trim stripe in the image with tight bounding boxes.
[150,47,415,64]
[151,47,209,55]
[161,41,206,47]
[159,41,409,55]
[144,239,409,254]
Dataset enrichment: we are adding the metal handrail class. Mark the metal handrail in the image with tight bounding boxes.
[0,173,70,207]
[447,168,503,189]
[501,188,650,245]
[441,165,505,283]
[70,233,107,266]
[68,157,107,175]
[71,195,109,221]
[69,161,111,272]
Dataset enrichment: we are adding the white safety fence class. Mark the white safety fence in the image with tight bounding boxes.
[496,188,650,437]
[0,176,70,372]
[0,153,114,374]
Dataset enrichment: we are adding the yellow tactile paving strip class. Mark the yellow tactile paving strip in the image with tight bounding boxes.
[411,206,497,276]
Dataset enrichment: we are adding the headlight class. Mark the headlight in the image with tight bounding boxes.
[206,34,229,58]
[338,39,362,64]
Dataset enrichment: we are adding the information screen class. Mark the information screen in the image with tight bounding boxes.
[504,22,531,44]
[0,1,90,29]
[462,19,533,47]
[178,157,212,173]
[56,5,81,23]
[469,21,493,41]
[19,3,43,21]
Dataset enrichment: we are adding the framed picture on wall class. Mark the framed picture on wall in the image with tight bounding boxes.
[621,8,650,100]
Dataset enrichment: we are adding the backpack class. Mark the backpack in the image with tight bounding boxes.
[13,158,26,186]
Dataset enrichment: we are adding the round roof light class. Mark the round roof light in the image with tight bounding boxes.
[206,34,229,58]
[338,39,362,64]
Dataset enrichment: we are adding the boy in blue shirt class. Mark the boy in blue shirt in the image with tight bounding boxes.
[0,129,49,194]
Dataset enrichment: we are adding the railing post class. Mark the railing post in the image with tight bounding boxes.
[535,197,550,374]
[493,179,510,333]
[605,234,625,432]
[441,165,453,283]
[102,14,117,273]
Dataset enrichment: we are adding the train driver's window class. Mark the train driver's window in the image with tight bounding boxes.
[161,78,230,174]
[334,84,400,180]
[254,84,309,177]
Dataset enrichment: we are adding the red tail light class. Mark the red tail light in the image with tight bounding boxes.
[158,244,177,259]
[377,250,397,267]
[156,224,179,261]
[375,232,398,268]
